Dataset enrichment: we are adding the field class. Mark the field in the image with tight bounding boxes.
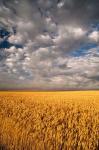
[0,91,99,150]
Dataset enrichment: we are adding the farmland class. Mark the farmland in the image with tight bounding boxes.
[0,91,99,150]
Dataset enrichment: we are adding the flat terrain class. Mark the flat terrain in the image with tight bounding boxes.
[0,91,99,150]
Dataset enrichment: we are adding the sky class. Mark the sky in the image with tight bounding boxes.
[0,0,99,90]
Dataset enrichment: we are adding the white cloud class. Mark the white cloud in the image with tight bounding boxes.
[6,62,14,68]
[12,68,17,73]
[36,34,51,42]
[51,76,65,84]
[88,31,99,42]
[35,34,53,46]
[53,25,86,46]
[5,46,16,53]
[72,27,86,38]
[57,1,64,8]
[19,76,25,80]
[8,33,24,44]
[1,42,99,89]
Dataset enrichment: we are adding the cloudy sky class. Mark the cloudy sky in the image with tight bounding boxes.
[0,0,99,90]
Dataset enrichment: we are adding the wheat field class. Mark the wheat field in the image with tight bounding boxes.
[0,91,99,150]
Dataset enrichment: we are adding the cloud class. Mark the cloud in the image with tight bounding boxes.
[57,0,65,8]
[0,0,99,90]
[8,33,24,44]
[88,31,99,42]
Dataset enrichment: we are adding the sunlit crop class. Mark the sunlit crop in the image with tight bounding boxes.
[0,91,99,150]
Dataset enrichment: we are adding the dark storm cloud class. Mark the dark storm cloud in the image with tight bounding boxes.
[1,0,99,30]
[1,0,99,22]
[55,0,99,25]
[0,0,99,90]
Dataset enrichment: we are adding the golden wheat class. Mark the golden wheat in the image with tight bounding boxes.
[0,91,99,150]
